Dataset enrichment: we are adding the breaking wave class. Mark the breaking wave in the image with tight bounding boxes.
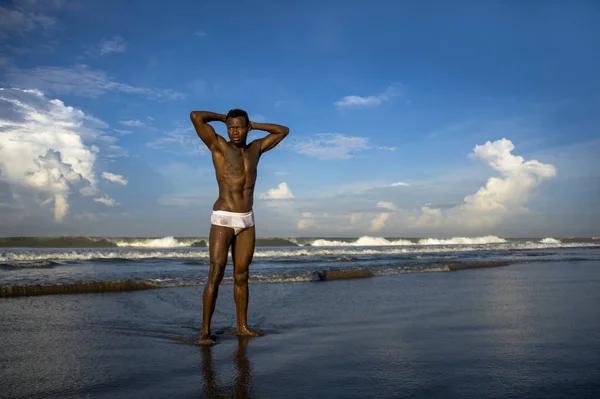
[311,235,507,246]
[540,237,561,245]
[1,239,598,263]
[114,237,193,248]
[0,235,515,248]
[0,236,299,248]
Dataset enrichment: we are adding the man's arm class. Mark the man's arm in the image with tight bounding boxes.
[252,122,290,153]
[190,111,226,150]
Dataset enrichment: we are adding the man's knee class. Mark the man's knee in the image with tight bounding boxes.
[208,263,226,285]
[234,269,249,285]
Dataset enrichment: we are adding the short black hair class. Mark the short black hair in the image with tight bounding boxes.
[226,109,249,126]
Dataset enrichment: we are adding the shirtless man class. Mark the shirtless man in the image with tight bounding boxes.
[190,109,289,345]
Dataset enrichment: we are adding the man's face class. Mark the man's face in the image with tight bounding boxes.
[226,117,249,144]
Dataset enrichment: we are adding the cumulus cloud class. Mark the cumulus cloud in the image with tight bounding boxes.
[0,88,121,221]
[377,201,398,211]
[334,83,402,109]
[102,172,127,186]
[4,64,185,100]
[84,35,126,57]
[411,138,557,230]
[294,133,395,160]
[94,195,116,207]
[259,182,294,200]
[370,212,390,232]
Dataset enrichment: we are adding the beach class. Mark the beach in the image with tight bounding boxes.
[2,246,600,398]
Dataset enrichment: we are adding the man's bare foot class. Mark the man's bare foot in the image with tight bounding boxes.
[197,333,217,346]
[236,326,263,337]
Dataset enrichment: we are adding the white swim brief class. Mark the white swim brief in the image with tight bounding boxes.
[211,210,255,235]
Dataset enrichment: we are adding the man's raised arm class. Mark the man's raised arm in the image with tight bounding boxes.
[253,122,290,153]
[190,111,226,150]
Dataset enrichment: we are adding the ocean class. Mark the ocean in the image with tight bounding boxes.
[1,235,600,398]
[1,235,599,296]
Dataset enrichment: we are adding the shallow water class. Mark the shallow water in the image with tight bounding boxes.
[1,240,599,291]
[1,261,599,398]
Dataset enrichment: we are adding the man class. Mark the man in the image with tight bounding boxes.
[190,109,289,345]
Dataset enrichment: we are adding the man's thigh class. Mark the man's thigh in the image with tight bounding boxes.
[209,224,235,265]
[232,225,255,271]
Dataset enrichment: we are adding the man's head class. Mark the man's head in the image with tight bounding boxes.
[226,109,250,145]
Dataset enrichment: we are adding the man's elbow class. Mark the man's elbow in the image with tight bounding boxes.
[190,111,202,122]
[282,127,290,136]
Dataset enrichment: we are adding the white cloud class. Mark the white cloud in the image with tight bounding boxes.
[259,182,294,200]
[84,35,126,57]
[377,201,398,211]
[94,195,116,207]
[370,212,390,232]
[5,64,185,100]
[113,129,132,135]
[294,133,394,160]
[0,88,119,221]
[334,83,402,109]
[411,138,557,230]
[390,181,409,187]
[102,172,127,186]
[194,30,208,37]
[120,119,144,127]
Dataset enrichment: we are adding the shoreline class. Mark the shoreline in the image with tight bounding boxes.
[0,260,514,298]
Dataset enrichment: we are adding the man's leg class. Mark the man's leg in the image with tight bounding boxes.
[231,225,262,336]
[199,224,234,345]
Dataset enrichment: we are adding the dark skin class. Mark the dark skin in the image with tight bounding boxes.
[190,110,289,345]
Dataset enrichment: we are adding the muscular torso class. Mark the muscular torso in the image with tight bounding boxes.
[211,140,261,212]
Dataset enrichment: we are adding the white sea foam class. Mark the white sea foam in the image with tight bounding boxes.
[1,238,597,263]
[418,235,507,245]
[540,237,561,245]
[311,236,414,247]
[0,250,210,262]
[311,235,506,247]
[114,237,192,248]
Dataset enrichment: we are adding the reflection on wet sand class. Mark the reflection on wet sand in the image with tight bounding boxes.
[201,336,254,398]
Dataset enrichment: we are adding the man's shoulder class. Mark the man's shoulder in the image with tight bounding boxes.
[248,138,264,151]
[210,136,229,152]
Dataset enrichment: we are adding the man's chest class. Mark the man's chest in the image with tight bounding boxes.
[221,147,259,174]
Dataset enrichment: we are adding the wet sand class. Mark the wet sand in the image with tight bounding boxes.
[1,261,600,398]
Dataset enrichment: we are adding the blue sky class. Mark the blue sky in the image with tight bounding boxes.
[0,0,598,237]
